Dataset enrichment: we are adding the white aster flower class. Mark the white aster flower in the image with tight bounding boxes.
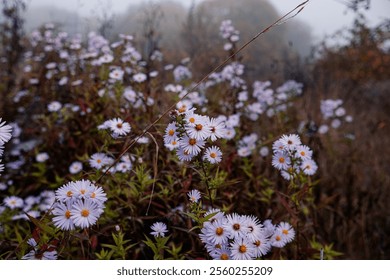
[89,152,113,170]
[108,118,131,136]
[70,179,94,200]
[150,222,168,237]
[203,146,222,164]
[176,147,195,161]
[4,196,24,209]
[109,68,124,81]
[223,213,249,240]
[163,122,178,144]
[185,117,211,140]
[253,235,272,257]
[244,215,264,243]
[318,124,329,134]
[47,101,62,112]
[224,127,236,140]
[115,161,132,173]
[203,218,229,246]
[280,134,301,151]
[52,201,75,231]
[0,118,12,144]
[259,146,269,157]
[230,238,256,260]
[88,185,107,206]
[179,136,205,156]
[70,199,101,229]
[295,145,313,161]
[208,118,227,141]
[133,73,147,83]
[270,228,288,248]
[36,152,49,163]
[55,182,76,203]
[69,161,83,174]
[301,159,318,175]
[187,189,201,203]
[212,246,231,260]
[272,151,291,170]
[277,222,295,243]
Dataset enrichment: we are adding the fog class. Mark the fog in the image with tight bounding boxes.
[23,0,390,41]
[15,0,390,76]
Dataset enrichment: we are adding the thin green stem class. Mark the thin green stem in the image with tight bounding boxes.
[199,160,214,208]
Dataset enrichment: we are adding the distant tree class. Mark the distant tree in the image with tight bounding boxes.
[140,2,163,60]
[336,0,370,12]
[94,0,115,38]
[180,0,312,82]
[111,1,187,62]
[0,0,26,115]
[314,19,390,88]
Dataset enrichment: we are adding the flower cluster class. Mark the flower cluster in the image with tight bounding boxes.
[164,107,228,163]
[2,190,55,221]
[173,65,192,82]
[237,133,258,157]
[52,179,107,230]
[319,99,352,134]
[219,19,240,51]
[272,134,318,180]
[22,238,58,260]
[0,118,12,175]
[244,80,303,121]
[199,209,295,260]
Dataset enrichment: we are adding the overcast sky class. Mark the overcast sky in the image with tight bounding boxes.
[25,0,390,42]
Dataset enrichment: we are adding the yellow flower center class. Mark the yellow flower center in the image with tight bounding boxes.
[275,235,281,241]
[220,253,229,260]
[195,124,203,131]
[279,157,285,163]
[189,117,195,123]
[91,192,96,198]
[254,240,261,247]
[178,106,186,113]
[215,244,222,249]
[210,152,217,158]
[66,191,73,197]
[233,223,240,231]
[168,129,175,136]
[97,159,102,164]
[80,189,86,195]
[239,245,247,253]
[216,227,224,236]
[81,209,90,217]
[171,140,177,145]
[189,138,197,145]
[300,151,305,156]
[116,123,123,129]
[282,229,289,235]
[65,210,71,219]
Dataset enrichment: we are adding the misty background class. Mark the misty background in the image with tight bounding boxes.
[3,0,390,81]
[21,0,390,43]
